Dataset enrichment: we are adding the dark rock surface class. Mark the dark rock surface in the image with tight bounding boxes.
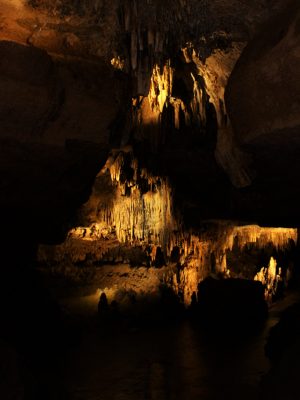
[261,301,300,400]
[226,0,300,144]
[225,0,300,223]
[195,277,268,327]
[0,40,123,243]
[0,37,122,400]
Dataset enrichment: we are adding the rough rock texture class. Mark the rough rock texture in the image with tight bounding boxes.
[225,0,300,222]
[0,10,124,395]
[0,40,123,243]
[38,151,298,305]
[1,1,300,398]
[226,0,300,144]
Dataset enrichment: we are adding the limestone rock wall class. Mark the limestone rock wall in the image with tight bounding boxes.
[226,0,300,144]
[38,150,298,305]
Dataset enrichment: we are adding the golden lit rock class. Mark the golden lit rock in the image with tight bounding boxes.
[111,56,125,71]
[38,148,298,306]
[254,256,291,302]
[148,62,174,114]
[84,150,176,249]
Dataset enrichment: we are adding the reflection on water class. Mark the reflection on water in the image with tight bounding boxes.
[64,317,274,400]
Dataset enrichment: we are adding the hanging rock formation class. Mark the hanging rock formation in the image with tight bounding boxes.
[38,149,298,305]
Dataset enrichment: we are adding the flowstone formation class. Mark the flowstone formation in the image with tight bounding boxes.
[39,149,298,305]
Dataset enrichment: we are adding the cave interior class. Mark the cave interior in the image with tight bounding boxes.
[1,1,300,399]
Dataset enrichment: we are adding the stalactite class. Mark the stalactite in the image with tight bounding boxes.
[38,149,297,306]
[190,72,206,126]
[225,225,297,251]
[148,62,173,113]
[165,224,297,304]
[82,150,177,252]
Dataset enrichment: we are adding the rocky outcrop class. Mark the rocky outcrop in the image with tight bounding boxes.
[224,0,300,221]
[226,0,300,144]
[38,148,298,305]
[0,39,124,243]
[0,41,118,146]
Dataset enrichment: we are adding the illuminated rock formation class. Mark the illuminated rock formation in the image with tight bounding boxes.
[38,149,298,305]
[130,42,254,187]
[84,150,176,248]
[254,256,292,302]
[0,0,294,235]
[1,2,300,399]
[1,0,299,308]
[172,225,297,304]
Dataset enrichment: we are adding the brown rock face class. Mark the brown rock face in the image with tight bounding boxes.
[226,0,300,143]
[225,0,300,223]
[0,39,123,244]
[0,40,119,145]
[0,41,57,140]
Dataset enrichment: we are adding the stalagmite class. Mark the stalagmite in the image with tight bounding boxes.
[254,257,284,302]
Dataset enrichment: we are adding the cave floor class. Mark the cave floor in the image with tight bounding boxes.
[58,290,300,400]
[63,322,266,400]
